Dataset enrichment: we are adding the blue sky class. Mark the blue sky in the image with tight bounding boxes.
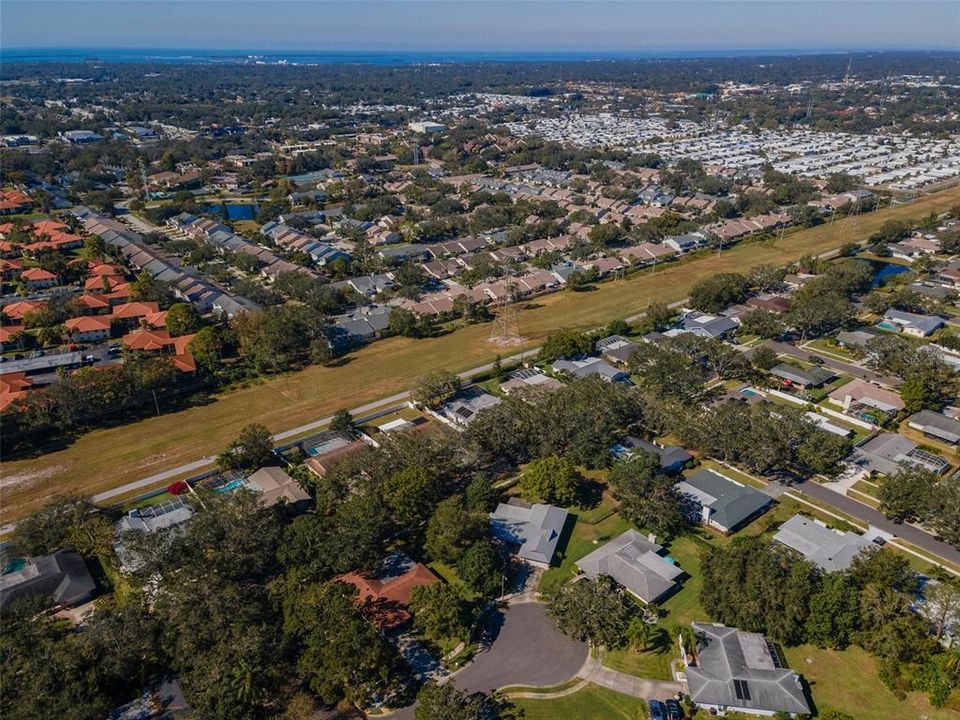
[2,1,958,53]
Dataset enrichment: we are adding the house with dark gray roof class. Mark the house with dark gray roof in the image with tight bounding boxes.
[907,409,960,445]
[490,500,569,567]
[675,469,772,534]
[596,334,639,365]
[769,363,835,388]
[0,550,96,610]
[773,514,873,572]
[576,529,683,604]
[685,623,811,717]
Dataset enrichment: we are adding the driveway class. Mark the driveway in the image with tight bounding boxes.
[452,601,588,694]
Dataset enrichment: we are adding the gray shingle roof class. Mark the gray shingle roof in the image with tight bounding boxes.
[908,409,960,444]
[772,514,872,572]
[0,550,96,609]
[490,501,569,565]
[576,529,683,603]
[687,623,811,716]
[676,470,771,532]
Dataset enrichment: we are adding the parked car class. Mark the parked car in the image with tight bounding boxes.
[810,355,825,365]
[648,699,665,720]
[664,698,683,720]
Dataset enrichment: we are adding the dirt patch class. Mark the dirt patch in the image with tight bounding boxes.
[0,464,66,491]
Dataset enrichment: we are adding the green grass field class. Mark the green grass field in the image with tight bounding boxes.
[510,684,643,720]
[3,187,958,523]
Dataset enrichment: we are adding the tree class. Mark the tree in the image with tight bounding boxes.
[878,466,936,523]
[388,306,420,337]
[217,423,274,472]
[165,302,201,336]
[537,329,594,362]
[187,327,222,374]
[641,301,676,333]
[786,291,856,340]
[425,497,486,564]
[689,273,749,313]
[415,683,514,720]
[130,270,174,306]
[608,451,685,537]
[751,345,780,370]
[805,573,860,649]
[739,309,784,339]
[383,467,441,527]
[519,455,581,506]
[547,575,638,648]
[925,579,960,642]
[409,582,468,642]
[928,476,960,548]
[457,539,506,599]
[328,409,355,435]
[411,370,462,410]
[12,495,114,559]
[747,263,786,291]
[280,580,410,706]
[627,616,653,653]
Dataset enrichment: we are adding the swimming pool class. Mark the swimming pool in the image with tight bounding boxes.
[215,478,247,493]
[2,557,27,574]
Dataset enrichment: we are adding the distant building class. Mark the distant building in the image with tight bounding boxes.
[61,129,103,144]
[409,121,446,134]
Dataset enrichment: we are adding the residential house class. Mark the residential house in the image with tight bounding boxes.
[337,553,439,630]
[576,529,683,604]
[490,500,569,567]
[245,466,311,509]
[20,267,57,290]
[835,329,878,349]
[675,469,773,534]
[773,514,873,572]
[827,378,903,423]
[552,357,630,383]
[853,432,949,476]
[435,387,502,428]
[114,496,195,572]
[611,436,693,473]
[0,550,97,610]
[684,623,811,717]
[64,315,112,343]
[596,334,639,366]
[670,311,738,340]
[907,409,960,445]
[769,363,835,389]
[881,309,944,338]
[500,367,563,394]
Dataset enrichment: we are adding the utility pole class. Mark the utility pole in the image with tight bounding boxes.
[152,389,160,417]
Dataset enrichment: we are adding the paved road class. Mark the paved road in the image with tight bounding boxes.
[783,478,960,567]
[452,601,588,694]
[763,340,903,388]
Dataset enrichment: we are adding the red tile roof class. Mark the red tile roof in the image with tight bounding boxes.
[337,559,438,630]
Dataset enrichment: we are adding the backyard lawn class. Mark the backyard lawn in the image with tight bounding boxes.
[3,187,958,523]
[538,506,633,595]
[511,684,643,720]
[782,644,960,720]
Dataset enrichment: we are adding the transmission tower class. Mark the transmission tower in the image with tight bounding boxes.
[488,282,523,346]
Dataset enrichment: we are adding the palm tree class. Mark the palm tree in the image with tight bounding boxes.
[230,659,258,704]
[628,616,652,653]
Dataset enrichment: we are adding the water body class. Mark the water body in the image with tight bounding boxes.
[863,258,911,287]
[203,204,257,221]
[1,47,860,65]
